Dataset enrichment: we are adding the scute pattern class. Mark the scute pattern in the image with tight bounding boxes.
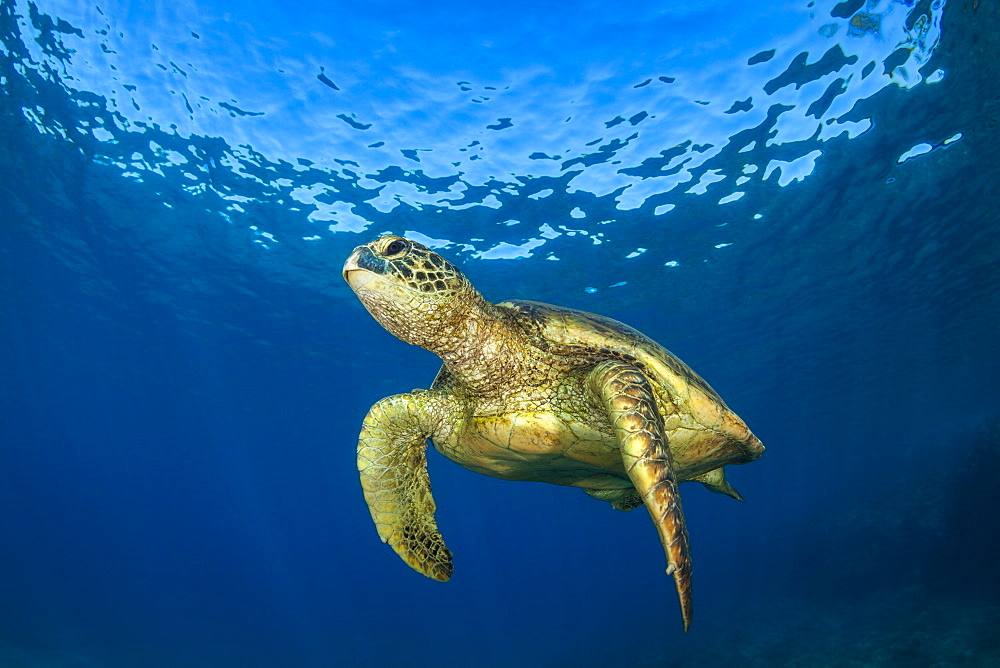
[499,299,726,405]
[379,236,468,298]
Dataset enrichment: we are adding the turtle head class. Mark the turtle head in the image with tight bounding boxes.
[343,235,479,348]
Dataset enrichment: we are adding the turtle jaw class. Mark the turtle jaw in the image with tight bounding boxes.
[343,252,368,293]
[343,267,377,292]
[343,245,384,283]
[343,247,396,304]
[343,245,396,296]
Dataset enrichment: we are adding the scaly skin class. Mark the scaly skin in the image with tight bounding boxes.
[357,392,454,582]
[344,234,763,632]
[587,360,693,632]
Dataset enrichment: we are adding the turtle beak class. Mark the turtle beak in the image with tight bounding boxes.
[343,245,383,291]
[344,268,376,292]
[343,247,363,287]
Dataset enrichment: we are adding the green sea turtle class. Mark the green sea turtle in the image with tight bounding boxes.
[343,234,764,631]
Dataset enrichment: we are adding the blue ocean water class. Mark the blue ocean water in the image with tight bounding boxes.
[1,0,998,665]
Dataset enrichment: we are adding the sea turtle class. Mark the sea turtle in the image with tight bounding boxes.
[343,234,764,631]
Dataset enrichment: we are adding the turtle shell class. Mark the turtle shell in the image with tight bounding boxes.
[497,299,763,470]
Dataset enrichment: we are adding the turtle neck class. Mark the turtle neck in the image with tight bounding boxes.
[430,295,533,398]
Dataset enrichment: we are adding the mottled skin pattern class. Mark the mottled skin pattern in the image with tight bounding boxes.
[344,235,764,631]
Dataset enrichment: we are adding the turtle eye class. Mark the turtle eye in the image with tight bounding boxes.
[384,239,408,257]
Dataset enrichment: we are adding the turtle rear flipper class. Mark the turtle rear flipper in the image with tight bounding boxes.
[693,467,745,502]
[587,360,693,632]
[357,393,453,581]
[584,487,644,511]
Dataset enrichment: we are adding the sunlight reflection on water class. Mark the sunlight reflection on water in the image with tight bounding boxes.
[9,0,946,263]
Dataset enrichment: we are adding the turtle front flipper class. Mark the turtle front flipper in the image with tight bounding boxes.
[587,360,693,632]
[357,392,453,581]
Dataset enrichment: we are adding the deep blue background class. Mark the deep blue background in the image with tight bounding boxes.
[2,0,999,665]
